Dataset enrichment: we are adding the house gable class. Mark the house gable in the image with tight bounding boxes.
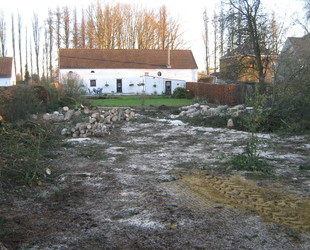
[0,57,13,78]
[284,34,310,61]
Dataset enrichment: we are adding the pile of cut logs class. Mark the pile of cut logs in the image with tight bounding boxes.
[39,106,135,138]
[61,108,136,137]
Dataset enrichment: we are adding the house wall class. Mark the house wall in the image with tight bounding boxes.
[220,56,276,83]
[59,68,196,95]
[142,76,186,95]
[0,77,13,86]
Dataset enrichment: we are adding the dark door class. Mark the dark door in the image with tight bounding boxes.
[116,79,122,93]
[165,81,172,95]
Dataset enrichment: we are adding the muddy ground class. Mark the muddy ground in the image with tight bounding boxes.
[1,110,310,249]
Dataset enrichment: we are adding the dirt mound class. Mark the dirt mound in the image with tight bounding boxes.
[179,172,310,231]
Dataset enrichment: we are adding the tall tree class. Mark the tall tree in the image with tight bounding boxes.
[203,8,210,74]
[228,0,268,90]
[29,38,33,76]
[0,11,6,56]
[304,0,310,32]
[11,14,17,80]
[270,12,279,54]
[25,27,29,83]
[218,4,226,57]
[158,5,168,49]
[47,9,54,81]
[213,11,218,72]
[86,5,95,49]
[80,9,86,48]
[32,12,40,77]
[72,7,79,48]
[55,6,62,49]
[63,6,70,48]
[227,5,235,50]
[18,12,23,80]
[43,26,49,80]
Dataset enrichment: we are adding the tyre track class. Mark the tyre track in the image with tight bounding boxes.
[177,172,310,231]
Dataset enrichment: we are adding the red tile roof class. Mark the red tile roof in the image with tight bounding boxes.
[59,49,198,70]
[0,57,13,78]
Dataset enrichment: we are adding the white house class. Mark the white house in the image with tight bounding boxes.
[0,57,16,86]
[58,49,198,95]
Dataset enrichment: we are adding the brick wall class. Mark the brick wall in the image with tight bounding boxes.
[186,82,249,106]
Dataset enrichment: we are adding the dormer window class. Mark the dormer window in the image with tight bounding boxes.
[69,71,73,74]
[91,70,95,73]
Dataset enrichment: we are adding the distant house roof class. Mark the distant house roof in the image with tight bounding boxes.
[59,49,198,70]
[0,57,13,78]
[284,33,310,60]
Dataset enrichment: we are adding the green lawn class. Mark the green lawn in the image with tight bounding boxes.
[89,95,193,107]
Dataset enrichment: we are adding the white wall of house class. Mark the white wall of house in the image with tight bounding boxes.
[59,68,196,95]
[141,76,186,95]
[0,58,16,87]
[0,77,16,86]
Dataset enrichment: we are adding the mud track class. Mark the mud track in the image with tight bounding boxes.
[0,113,310,249]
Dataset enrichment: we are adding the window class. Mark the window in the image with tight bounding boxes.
[90,80,96,87]
[69,71,73,74]
[91,70,95,73]
[145,72,149,76]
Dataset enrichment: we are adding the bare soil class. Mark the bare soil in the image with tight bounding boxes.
[1,110,310,249]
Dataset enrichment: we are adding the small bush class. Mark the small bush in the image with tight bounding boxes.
[230,135,271,173]
[58,96,77,107]
[60,72,86,100]
[172,87,191,99]
[0,120,55,188]
[0,85,47,122]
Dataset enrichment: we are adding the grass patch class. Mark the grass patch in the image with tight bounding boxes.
[89,95,192,107]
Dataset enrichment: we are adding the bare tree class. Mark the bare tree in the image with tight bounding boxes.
[270,12,279,54]
[55,6,62,49]
[18,12,23,80]
[43,26,49,80]
[24,27,30,83]
[11,14,17,80]
[213,11,218,72]
[218,3,226,57]
[228,0,268,90]
[63,6,70,48]
[158,5,168,49]
[86,6,95,48]
[227,5,235,50]
[72,7,79,48]
[29,37,33,76]
[203,8,210,74]
[306,1,310,19]
[47,9,54,81]
[0,11,6,56]
[32,12,41,77]
[80,9,86,48]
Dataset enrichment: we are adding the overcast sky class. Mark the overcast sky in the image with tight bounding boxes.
[1,0,307,70]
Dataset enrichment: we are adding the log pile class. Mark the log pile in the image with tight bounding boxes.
[42,106,136,138]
